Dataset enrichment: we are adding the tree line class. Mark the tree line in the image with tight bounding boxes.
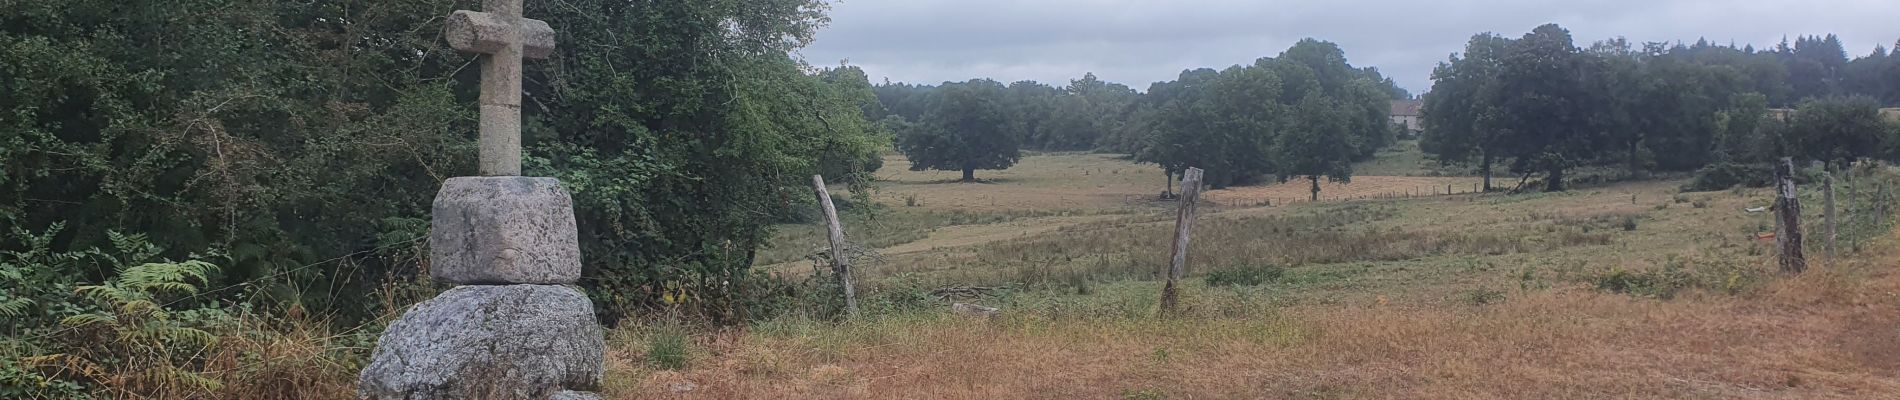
[1422,24,1900,191]
[876,39,1409,198]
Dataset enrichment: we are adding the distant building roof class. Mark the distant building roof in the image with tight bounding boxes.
[1390,100,1423,117]
[1884,108,1900,122]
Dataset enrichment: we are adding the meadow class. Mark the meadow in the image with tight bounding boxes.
[598,147,1900,399]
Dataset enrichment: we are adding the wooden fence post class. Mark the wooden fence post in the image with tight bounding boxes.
[1878,183,1889,227]
[1824,167,1837,260]
[1161,167,1204,314]
[811,175,858,315]
[1775,158,1806,274]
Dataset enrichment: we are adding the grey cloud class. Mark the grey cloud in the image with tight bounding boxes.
[801,0,1900,93]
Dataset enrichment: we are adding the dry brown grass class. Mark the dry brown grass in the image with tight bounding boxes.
[868,152,1169,213]
[1201,175,1489,206]
[605,256,1900,399]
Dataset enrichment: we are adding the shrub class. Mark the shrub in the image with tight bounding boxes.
[866,274,938,314]
[40,259,233,397]
[644,323,694,370]
[1205,264,1286,287]
[1065,272,1093,296]
[1685,162,1773,192]
[1592,268,1688,298]
[1,224,113,335]
[1591,256,1759,299]
[0,341,86,399]
[1460,287,1508,306]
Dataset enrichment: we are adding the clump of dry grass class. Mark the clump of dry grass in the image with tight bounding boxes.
[204,315,365,399]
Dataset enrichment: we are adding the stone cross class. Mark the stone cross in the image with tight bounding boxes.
[360,2,596,398]
[446,0,557,176]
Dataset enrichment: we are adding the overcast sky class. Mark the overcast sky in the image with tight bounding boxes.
[797,0,1900,95]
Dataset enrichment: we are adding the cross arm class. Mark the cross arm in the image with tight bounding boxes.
[445,10,557,59]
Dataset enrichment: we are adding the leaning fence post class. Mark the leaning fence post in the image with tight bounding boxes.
[811,175,859,315]
[1775,158,1807,274]
[1160,167,1205,314]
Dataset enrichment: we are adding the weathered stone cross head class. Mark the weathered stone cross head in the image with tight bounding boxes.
[446,0,556,176]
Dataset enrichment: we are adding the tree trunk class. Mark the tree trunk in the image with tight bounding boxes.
[1775,158,1807,274]
[1161,168,1204,315]
[812,175,859,315]
[1309,175,1321,202]
[1165,171,1175,196]
[1545,167,1565,192]
[1628,138,1642,176]
[961,166,975,183]
[1480,155,1494,191]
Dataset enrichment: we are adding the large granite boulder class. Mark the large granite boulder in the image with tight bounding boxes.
[430,177,582,285]
[358,285,603,400]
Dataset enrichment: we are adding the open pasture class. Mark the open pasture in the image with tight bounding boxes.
[687,153,1900,399]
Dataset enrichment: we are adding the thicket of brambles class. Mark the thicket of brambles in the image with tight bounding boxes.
[3,0,886,396]
[1421,24,1900,191]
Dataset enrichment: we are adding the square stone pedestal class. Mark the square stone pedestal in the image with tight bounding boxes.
[430,176,582,285]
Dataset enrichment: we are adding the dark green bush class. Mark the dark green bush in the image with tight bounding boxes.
[1460,287,1508,306]
[1684,162,1773,192]
[1592,268,1689,298]
[1205,264,1286,287]
[1591,256,1758,299]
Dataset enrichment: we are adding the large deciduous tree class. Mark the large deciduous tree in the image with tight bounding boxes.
[1422,33,1512,190]
[1277,95,1358,201]
[895,79,1019,182]
[1787,95,1887,168]
[1132,39,1393,189]
[1493,24,1603,191]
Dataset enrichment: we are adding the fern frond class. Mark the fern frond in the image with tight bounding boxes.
[118,260,220,295]
[120,299,162,316]
[161,327,218,349]
[174,260,218,283]
[60,313,118,329]
[142,281,200,295]
[76,285,146,307]
[106,231,162,266]
[24,353,107,381]
[150,365,223,393]
[0,297,33,317]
